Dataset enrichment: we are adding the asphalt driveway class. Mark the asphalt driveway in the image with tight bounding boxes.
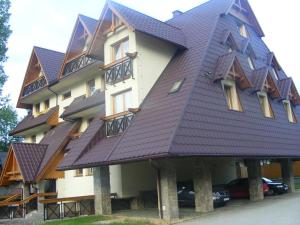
[179,191,300,225]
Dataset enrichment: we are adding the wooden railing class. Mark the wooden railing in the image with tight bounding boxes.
[62,55,96,77]
[39,195,95,221]
[105,57,133,85]
[102,109,139,137]
[22,76,47,97]
[0,192,57,220]
[0,193,21,203]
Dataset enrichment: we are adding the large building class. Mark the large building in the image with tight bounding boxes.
[0,0,300,222]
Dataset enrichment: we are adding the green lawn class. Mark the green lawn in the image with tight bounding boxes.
[43,216,155,225]
[295,183,300,190]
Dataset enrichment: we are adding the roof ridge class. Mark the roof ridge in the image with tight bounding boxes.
[33,46,64,55]
[109,0,183,31]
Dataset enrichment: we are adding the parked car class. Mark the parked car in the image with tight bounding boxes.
[227,178,269,198]
[177,182,230,208]
[262,177,288,195]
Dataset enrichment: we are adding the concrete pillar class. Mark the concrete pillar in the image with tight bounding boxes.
[23,183,30,199]
[93,166,112,215]
[246,159,264,201]
[281,159,295,193]
[37,181,46,214]
[158,160,179,222]
[193,159,213,213]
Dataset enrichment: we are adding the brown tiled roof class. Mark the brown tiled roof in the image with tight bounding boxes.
[108,1,186,48]
[61,0,300,169]
[58,119,105,170]
[36,121,79,180]
[12,143,47,183]
[10,106,59,136]
[60,90,105,119]
[34,47,65,84]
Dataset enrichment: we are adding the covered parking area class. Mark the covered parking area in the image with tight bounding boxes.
[93,157,296,222]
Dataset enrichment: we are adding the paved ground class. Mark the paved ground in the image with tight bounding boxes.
[178,191,300,225]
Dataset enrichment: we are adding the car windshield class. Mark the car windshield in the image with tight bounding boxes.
[263,177,272,183]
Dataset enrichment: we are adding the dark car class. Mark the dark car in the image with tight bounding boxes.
[262,177,288,195]
[177,182,230,208]
[227,178,270,199]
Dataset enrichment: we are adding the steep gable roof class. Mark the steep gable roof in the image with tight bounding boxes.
[252,67,280,99]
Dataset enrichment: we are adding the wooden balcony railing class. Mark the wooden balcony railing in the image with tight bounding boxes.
[102,109,139,137]
[105,57,133,85]
[22,76,47,97]
[62,55,96,77]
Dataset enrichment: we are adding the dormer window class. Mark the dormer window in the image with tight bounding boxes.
[238,24,248,38]
[247,56,255,70]
[113,38,129,61]
[257,92,274,118]
[222,80,243,112]
[283,100,297,123]
[87,79,96,97]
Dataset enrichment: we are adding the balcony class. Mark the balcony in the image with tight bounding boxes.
[22,76,47,97]
[62,55,96,77]
[105,57,133,85]
[102,109,139,137]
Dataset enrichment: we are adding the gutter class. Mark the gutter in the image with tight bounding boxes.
[47,85,59,106]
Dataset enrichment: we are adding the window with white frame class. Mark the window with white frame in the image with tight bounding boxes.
[222,80,243,112]
[113,90,132,114]
[271,67,279,80]
[247,56,255,70]
[112,38,129,61]
[257,92,274,118]
[283,100,297,123]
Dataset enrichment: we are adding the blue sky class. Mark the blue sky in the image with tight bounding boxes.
[4,0,300,116]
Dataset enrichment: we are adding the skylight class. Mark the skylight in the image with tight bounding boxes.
[169,78,185,94]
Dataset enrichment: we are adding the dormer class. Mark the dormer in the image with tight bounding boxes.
[214,51,252,90]
[266,52,282,80]
[225,0,264,37]
[59,15,98,78]
[17,47,64,109]
[252,67,280,100]
[221,30,239,52]
[277,78,300,106]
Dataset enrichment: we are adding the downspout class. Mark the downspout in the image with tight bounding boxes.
[149,159,163,219]
[47,85,58,106]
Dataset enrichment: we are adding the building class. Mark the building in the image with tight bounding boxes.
[1,0,300,222]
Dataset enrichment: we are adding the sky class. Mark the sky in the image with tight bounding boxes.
[3,0,300,117]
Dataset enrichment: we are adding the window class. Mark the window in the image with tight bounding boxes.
[75,169,83,177]
[257,92,274,118]
[86,168,93,176]
[271,67,279,80]
[62,91,71,100]
[44,99,49,111]
[88,118,94,125]
[238,24,248,38]
[113,90,132,114]
[31,135,36,143]
[35,103,40,114]
[283,100,297,123]
[247,57,255,70]
[222,80,243,112]
[113,38,129,61]
[87,79,96,97]
[169,79,185,94]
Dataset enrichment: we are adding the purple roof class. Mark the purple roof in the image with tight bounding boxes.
[60,0,300,169]
[108,1,186,48]
[12,143,47,183]
[78,14,98,35]
[34,47,65,84]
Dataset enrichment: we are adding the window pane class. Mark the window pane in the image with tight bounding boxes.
[114,94,123,113]
[114,43,122,61]
[87,79,96,96]
[223,82,243,112]
[124,90,132,110]
[123,39,129,56]
[248,57,255,70]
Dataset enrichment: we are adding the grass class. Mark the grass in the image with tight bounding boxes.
[43,216,156,225]
[295,183,300,190]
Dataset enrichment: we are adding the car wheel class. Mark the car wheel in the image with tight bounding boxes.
[267,189,274,196]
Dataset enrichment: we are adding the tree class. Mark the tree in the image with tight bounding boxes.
[0,105,19,151]
[0,0,11,101]
[0,0,19,152]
